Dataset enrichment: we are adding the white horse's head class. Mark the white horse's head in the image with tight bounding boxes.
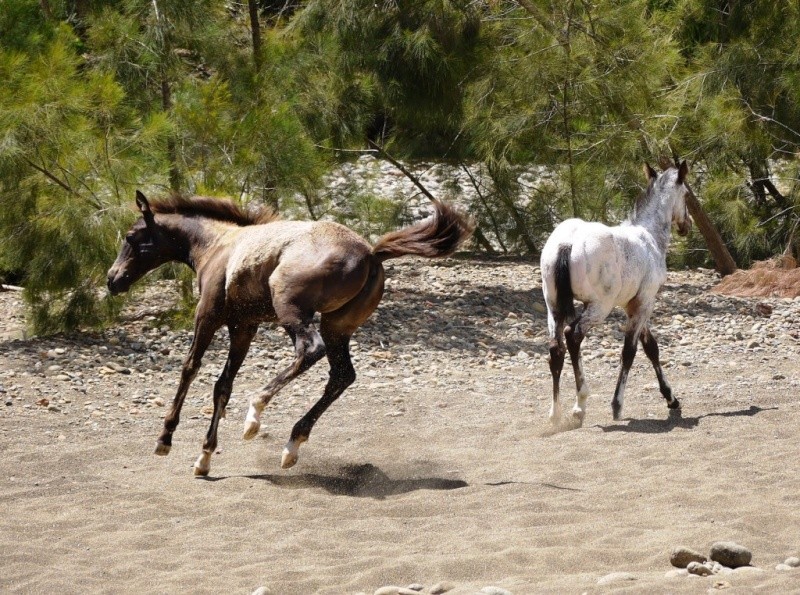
[643,161,693,237]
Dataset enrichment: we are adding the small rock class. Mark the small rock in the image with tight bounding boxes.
[374,588,419,595]
[775,564,794,571]
[479,588,512,595]
[597,572,636,585]
[687,561,712,576]
[429,582,455,594]
[730,566,764,575]
[747,340,760,349]
[151,397,165,407]
[405,585,424,592]
[251,588,273,595]
[670,546,707,568]
[106,361,131,374]
[709,541,752,568]
[712,580,731,590]
[784,556,800,567]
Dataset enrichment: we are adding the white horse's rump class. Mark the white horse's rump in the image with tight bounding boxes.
[541,162,693,426]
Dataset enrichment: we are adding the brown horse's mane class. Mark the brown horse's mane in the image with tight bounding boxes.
[148,194,280,226]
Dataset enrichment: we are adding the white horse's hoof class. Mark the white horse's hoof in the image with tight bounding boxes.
[281,441,300,469]
[548,409,562,425]
[154,443,171,456]
[571,407,586,426]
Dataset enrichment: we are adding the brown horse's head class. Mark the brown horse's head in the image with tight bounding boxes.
[107,191,178,295]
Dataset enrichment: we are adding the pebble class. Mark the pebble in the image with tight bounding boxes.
[596,572,636,585]
[686,561,712,576]
[429,582,455,594]
[776,563,794,571]
[784,556,800,567]
[479,588,513,595]
[709,541,752,568]
[251,588,273,595]
[670,546,706,568]
[373,587,420,595]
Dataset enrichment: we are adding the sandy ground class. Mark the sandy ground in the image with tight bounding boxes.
[1,259,799,594]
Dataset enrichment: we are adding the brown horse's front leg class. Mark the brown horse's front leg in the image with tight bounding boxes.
[193,323,258,476]
[156,319,219,456]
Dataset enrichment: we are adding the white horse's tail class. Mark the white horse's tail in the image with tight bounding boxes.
[554,244,576,320]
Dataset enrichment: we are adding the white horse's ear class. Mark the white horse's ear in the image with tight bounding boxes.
[135,190,155,227]
[677,160,689,185]
[643,163,658,182]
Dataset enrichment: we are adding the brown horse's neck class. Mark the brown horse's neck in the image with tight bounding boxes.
[156,214,236,274]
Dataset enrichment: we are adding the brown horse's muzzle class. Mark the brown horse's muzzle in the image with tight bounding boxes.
[106,263,132,295]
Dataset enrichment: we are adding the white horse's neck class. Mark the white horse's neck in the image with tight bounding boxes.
[630,179,678,256]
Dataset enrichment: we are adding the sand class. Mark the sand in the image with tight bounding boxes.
[1,261,799,594]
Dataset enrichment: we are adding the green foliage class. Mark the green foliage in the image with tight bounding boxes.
[3,0,800,333]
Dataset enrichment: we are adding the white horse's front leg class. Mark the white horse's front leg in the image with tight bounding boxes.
[611,330,639,420]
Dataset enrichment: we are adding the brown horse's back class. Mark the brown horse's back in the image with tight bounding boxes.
[224,221,374,319]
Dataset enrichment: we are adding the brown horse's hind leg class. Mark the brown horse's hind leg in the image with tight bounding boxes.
[242,316,326,441]
[193,322,258,476]
[281,261,385,468]
[281,332,354,469]
[156,316,221,456]
[640,326,680,411]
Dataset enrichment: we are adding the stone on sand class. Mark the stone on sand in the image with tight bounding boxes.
[596,572,636,585]
[670,545,707,568]
[686,561,713,576]
[709,541,752,568]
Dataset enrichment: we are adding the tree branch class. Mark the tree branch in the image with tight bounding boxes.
[23,158,75,195]
[366,139,437,204]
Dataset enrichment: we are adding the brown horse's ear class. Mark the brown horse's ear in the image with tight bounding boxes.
[135,190,155,227]
[677,160,689,185]
[643,163,658,183]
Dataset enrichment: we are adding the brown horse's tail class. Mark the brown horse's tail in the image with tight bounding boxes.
[372,201,473,263]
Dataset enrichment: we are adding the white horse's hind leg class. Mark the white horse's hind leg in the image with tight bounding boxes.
[546,310,567,425]
[565,303,609,426]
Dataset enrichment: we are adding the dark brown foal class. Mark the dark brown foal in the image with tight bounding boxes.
[108,191,471,475]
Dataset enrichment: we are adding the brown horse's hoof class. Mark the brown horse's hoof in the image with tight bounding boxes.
[668,399,681,410]
[193,452,211,476]
[243,420,261,440]
[154,443,171,456]
[280,448,298,469]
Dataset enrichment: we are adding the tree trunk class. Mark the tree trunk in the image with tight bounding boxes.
[685,186,738,276]
[248,0,263,71]
[161,78,181,191]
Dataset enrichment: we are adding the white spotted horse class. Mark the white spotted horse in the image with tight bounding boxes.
[540,162,693,426]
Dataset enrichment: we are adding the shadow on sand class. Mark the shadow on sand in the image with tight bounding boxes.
[201,462,468,499]
[598,405,776,434]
